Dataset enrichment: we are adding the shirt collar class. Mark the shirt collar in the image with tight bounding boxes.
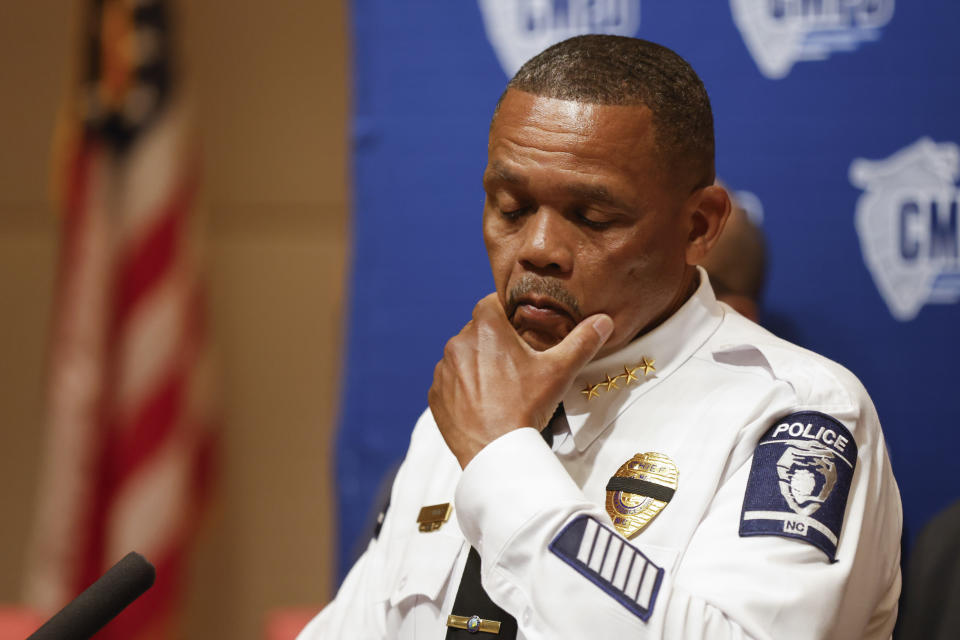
[561,266,725,452]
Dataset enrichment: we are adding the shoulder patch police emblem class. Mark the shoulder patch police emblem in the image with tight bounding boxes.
[606,452,678,538]
[550,515,663,621]
[740,411,858,561]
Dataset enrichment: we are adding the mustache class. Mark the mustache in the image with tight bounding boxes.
[506,275,582,320]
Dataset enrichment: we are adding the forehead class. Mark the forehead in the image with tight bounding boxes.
[487,90,669,198]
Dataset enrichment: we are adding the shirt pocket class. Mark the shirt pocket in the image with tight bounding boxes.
[383,532,465,608]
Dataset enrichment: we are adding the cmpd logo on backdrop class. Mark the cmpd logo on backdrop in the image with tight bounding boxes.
[478,0,641,77]
[730,0,894,79]
[851,138,960,321]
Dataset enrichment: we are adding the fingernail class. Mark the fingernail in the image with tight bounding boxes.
[592,315,614,341]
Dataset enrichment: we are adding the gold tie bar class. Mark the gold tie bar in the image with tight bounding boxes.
[446,614,502,634]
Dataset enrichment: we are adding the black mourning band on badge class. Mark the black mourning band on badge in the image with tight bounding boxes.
[605,477,676,503]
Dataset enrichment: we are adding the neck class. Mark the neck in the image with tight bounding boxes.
[633,266,700,341]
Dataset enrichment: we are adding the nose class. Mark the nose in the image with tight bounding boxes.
[518,208,574,275]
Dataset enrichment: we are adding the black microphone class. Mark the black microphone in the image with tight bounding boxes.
[28,552,156,640]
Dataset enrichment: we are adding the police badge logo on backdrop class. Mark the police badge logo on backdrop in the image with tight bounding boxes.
[730,0,895,79]
[478,0,642,77]
[740,412,857,561]
[851,137,960,321]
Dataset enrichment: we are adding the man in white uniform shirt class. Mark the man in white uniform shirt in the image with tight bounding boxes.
[298,35,901,639]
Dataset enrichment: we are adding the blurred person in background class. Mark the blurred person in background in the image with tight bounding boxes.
[896,499,960,639]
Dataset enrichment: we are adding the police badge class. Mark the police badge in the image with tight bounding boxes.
[605,452,678,538]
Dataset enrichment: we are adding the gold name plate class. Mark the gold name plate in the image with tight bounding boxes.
[416,502,452,532]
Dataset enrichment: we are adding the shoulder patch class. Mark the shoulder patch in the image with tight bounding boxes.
[549,515,662,621]
[740,411,858,561]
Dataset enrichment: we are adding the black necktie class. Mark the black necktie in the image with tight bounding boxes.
[541,402,563,449]
[445,404,565,639]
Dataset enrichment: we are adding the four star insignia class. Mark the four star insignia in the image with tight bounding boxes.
[581,358,656,401]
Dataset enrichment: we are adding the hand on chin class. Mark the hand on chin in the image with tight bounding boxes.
[428,293,613,468]
[511,305,575,351]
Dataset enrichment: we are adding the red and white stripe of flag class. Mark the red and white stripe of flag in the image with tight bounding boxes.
[25,87,217,640]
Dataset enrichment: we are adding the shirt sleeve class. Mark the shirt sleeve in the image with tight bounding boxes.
[454,422,900,640]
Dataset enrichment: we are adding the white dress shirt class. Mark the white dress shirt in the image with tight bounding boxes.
[298,270,901,639]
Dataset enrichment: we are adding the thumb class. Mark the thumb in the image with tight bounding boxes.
[548,313,614,374]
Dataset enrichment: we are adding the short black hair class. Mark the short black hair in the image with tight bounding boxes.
[501,35,715,191]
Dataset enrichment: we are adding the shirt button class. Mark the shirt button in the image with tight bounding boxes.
[522,607,532,625]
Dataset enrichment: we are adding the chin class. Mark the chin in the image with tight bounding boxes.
[518,329,564,352]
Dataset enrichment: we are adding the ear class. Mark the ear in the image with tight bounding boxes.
[684,184,731,266]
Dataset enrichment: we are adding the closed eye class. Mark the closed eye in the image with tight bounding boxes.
[501,206,533,220]
[574,208,616,229]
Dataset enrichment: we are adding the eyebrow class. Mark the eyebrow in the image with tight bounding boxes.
[484,161,631,210]
[562,182,632,212]
[483,161,527,186]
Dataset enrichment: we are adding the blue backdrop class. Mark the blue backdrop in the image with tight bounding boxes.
[336,0,960,581]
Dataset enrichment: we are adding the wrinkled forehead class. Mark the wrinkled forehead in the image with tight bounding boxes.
[486,90,670,195]
[490,89,654,142]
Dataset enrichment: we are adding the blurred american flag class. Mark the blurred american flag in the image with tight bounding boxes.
[24,0,217,637]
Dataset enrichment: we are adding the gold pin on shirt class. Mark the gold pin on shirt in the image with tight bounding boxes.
[417,502,452,532]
